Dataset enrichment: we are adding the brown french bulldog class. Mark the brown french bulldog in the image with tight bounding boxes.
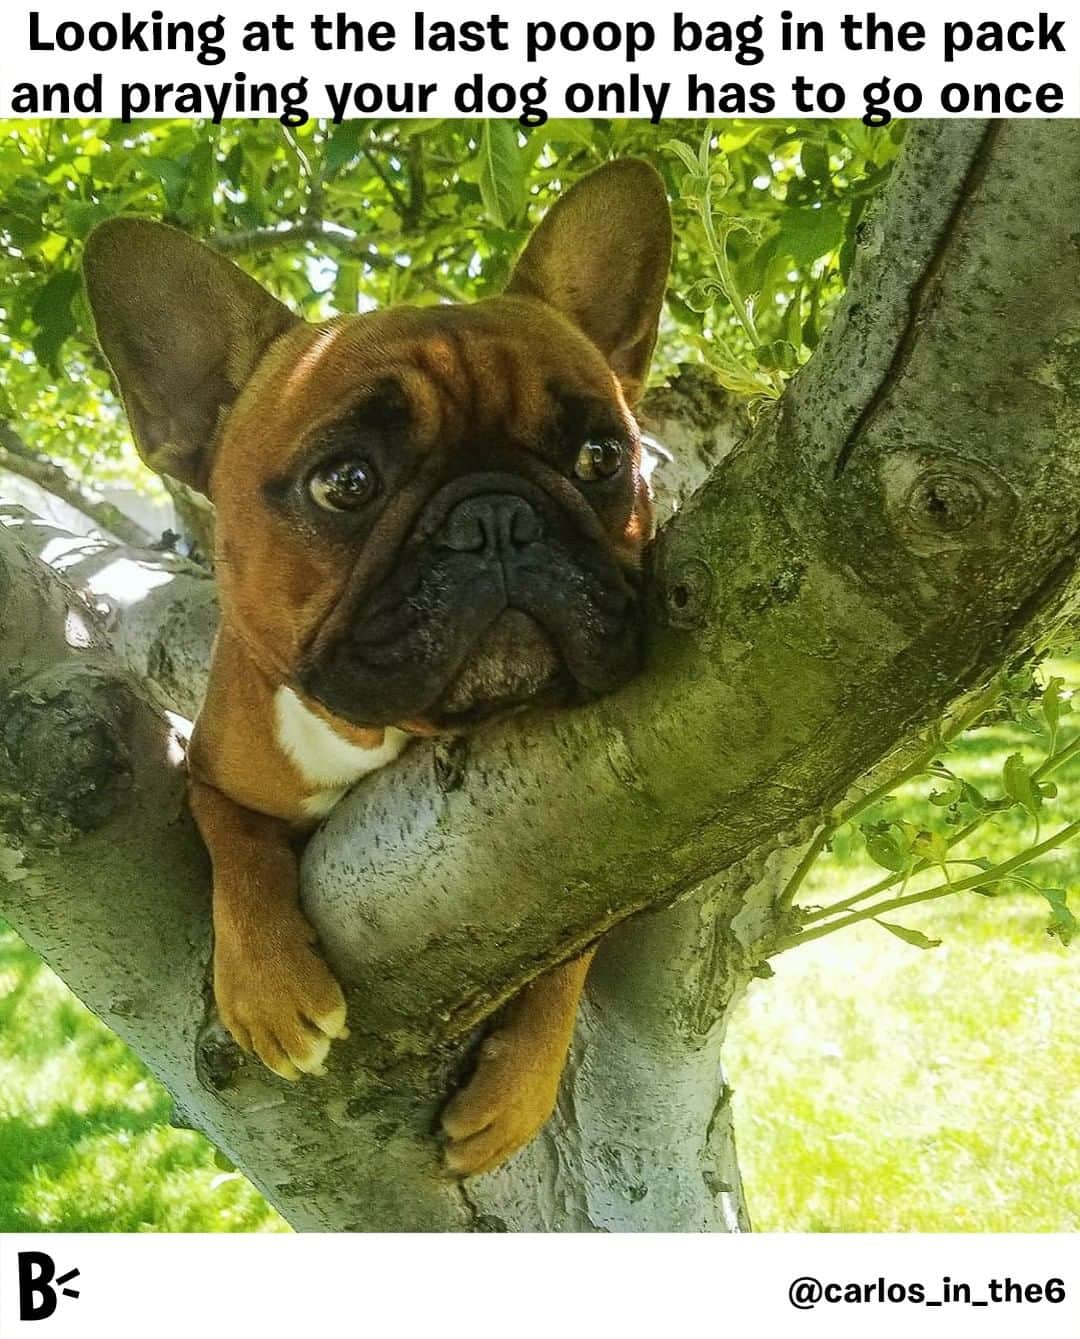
[82,158,672,1176]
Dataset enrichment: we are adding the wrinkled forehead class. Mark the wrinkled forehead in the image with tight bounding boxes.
[223,297,629,471]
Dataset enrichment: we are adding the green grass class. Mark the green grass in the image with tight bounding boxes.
[727,672,1080,1231]
[0,670,1076,1232]
[0,929,285,1231]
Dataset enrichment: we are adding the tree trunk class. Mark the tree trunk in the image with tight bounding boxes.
[0,121,1078,1231]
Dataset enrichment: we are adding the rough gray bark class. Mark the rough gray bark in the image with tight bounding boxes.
[1,121,1078,1231]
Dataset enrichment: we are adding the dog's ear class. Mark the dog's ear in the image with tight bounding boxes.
[506,159,672,404]
[83,219,300,492]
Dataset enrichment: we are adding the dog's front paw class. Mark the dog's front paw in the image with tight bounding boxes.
[441,1029,562,1176]
[214,919,349,1081]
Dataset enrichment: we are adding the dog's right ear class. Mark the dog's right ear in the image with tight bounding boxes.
[83,219,299,492]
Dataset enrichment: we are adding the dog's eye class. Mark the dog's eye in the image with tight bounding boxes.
[573,440,624,482]
[308,458,379,511]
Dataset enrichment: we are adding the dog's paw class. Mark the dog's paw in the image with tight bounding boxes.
[441,1029,561,1176]
[214,924,348,1081]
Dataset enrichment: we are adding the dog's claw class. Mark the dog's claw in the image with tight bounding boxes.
[215,930,348,1081]
[312,1003,349,1042]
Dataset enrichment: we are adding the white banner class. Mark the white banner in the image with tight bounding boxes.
[0,1233,1078,1337]
[0,0,1076,124]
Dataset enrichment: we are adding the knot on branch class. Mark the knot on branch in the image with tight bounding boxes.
[195,1018,243,1093]
[0,664,133,842]
[433,737,469,793]
[195,1016,291,1111]
[657,554,716,629]
[883,452,1017,556]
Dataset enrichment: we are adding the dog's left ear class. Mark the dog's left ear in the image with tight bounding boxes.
[506,158,672,404]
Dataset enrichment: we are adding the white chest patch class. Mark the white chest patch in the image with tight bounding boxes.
[274,686,410,818]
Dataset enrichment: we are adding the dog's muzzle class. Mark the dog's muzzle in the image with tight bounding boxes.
[299,475,643,729]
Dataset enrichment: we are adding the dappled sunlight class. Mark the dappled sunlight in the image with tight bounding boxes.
[62,606,93,648]
[82,556,177,607]
[39,534,107,569]
[0,924,285,1233]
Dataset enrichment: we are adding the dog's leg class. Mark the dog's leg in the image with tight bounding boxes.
[190,780,349,1079]
[442,948,596,1176]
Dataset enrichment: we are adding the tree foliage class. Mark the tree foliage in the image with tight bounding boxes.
[0,116,904,488]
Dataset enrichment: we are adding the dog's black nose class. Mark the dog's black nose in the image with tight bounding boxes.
[438,494,544,554]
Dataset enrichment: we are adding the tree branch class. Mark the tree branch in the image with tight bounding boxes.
[208,219,464,302]
[362,145,410,219]
[209,218,394,266]
[404,136,426,232]
[0,421,153,547]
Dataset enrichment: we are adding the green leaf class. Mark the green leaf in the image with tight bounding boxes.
[398,118,447,140]
[333,261,360,315]
[543,120,596,150]
[778,204,843,267]
[1043,675,1068,735]
[144,157,188,213]
[30,269,81,373]
[912,829,949,864]
[1002,752,1042,817]
[477,121,526,229]
[180,139,216,226]
[698,123,713,173]
[683,278,725,313]
[664,139,701,176]
[757,339,799,373]
[960,781,990,811]
[929,779,963,807]
[874,919,942,949]
[1038,887,1077,946]
[62,201,114,240]
[800,140,831,184]
[718,125,765,152]
[865,829,910,873]
[326,122,365,176]
[707,150,734,196]
[783,289,804,349]
[223,141,245,189]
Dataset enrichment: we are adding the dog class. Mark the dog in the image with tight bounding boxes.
[82,158,672,1176]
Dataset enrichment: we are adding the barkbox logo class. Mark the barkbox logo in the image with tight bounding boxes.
[17,1252,81,1320]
